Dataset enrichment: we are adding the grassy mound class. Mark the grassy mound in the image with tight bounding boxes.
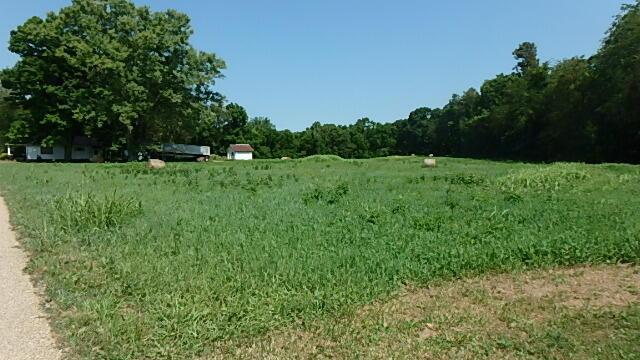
[298,154,345,161]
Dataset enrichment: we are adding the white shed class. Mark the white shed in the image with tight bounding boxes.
[227,144,254,160]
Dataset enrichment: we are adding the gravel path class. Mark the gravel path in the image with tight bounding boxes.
[0,197,61,360]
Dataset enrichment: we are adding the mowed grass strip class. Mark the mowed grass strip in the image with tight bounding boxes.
[0,158,638,359]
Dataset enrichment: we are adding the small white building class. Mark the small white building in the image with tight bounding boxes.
[227,144,254,160]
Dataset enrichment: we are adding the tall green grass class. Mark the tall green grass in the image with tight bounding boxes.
[0,158,638,359]
[50,191,141,232]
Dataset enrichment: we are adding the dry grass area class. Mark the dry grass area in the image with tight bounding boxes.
[207,265,640,359]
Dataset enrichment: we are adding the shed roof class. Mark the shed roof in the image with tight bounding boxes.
[228,144,254,152]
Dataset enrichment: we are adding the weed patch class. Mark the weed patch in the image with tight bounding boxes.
[497,163,590,193]
[303,182,350,205]
[49,191,142,232]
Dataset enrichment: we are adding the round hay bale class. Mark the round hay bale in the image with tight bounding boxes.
[281,156,292,160]
[148,159,166,169]
[422,158,437,168]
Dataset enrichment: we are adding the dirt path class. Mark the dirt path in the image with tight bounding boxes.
[0,197,61,360]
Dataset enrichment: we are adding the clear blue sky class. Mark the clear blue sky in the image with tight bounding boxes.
[0,0,627,130]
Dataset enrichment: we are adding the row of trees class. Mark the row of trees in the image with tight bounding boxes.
[1,1,639,163]
[236,2,639,163]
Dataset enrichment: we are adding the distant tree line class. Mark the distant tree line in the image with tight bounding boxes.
[233,2,640,163]
[1,0,639,163]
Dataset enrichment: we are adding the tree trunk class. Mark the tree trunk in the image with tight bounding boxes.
[64,134,73,161]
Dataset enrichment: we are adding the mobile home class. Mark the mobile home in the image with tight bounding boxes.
[7,136,100,161]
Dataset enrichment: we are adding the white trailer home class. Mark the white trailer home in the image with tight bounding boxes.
[8,136,100,161]
[26,145,65,161]
[227,144,254,160]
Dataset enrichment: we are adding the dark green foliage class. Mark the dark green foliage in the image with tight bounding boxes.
[513,42,540,73]
[590,3,640,163]
[1,0,225,153]
[0,85,32,147]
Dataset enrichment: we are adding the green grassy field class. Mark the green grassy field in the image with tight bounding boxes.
[0,157,639,359]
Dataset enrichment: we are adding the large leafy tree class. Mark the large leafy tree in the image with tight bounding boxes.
[590,1,640,163]
[539,57,594,161]
[220,103,249,150]
[0,86,32,147]
[194,103,249,155]
[439,88,480,156]
[0,87,14,148]
[1,0,225,157]
[239,117,278,158]
[513,42,540,74]
[395,107,440,155]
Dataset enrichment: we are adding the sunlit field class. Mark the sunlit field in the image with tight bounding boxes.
[0,157,638,358]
